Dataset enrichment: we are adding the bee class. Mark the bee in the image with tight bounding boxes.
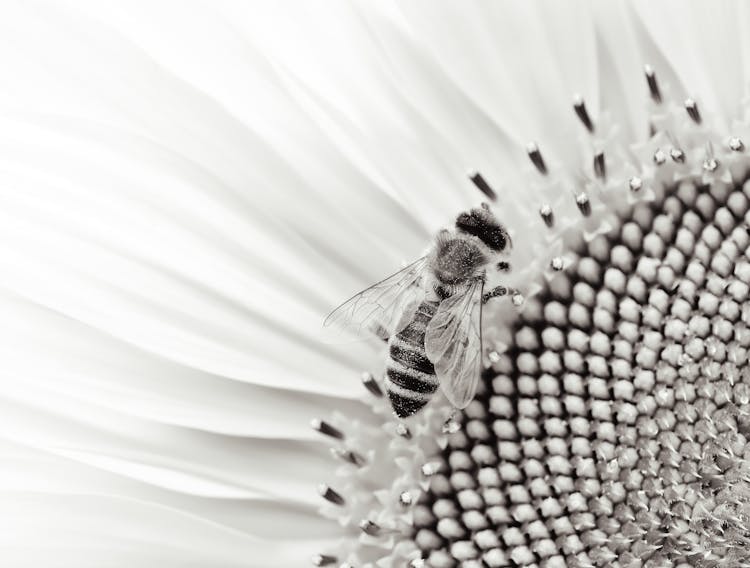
[324,204,519,418]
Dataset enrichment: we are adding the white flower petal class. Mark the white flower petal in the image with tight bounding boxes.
[634,0,745,125]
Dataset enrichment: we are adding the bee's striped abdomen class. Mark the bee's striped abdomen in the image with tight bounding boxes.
[384,300,440,418]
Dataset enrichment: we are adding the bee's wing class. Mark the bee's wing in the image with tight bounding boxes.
[323,257,428,341]
[424,278,483,409]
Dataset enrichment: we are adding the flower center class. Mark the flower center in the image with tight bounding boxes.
[414,179,750,567]
[314,67,750,567]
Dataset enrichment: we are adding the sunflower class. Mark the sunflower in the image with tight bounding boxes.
[3,1,750,567]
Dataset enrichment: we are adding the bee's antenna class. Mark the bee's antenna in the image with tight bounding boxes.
[468,171,497,201]
[480,202,491,211]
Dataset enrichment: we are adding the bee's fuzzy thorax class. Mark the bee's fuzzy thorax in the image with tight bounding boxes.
[429,231,489,287]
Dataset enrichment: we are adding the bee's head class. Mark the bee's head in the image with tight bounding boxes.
[454,205,511,252]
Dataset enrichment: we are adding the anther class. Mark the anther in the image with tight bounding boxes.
[399,491,414,508]
[330,447,366,467]
[469,171,497,201]
[421,461,443,476]
[395,423,412,439]
[629,177,643,193]
[703,157,719,172]
[311,554,338,566]
[511,293,525,306]
[670,148,685,163]
[361,372,383,397]
[526,141,547,174]
[539,203,554,227]
[653,149,667,165]
[575,192,591,216]
[409,560,426,568]
[703,143,719,172]
[573,94,594,132]
[311,419,344,440]
[593,151,606,180]
[644,64,661,104]
[685,98,701,124]
[551,257,564,271]
[318,485,345,506]
[729,137,744,152]
[359,519,382,536]
[442,418,461,434]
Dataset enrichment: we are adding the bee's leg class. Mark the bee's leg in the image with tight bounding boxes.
[482,285,520,304]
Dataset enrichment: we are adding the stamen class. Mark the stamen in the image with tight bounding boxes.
[644,64,662,104]
[361,372,383,397]
[442,418,461,434]
[421,462,443,476]
[395,423,412,439]
[539,203,554,227]
[409,560,426,568]
[311,554,337,566]
[703,143,719,172]
[629,176,643,193]
[729,136,744,152]
[653,149,667,165]
[311,418,344,440]
[575,192,591,216]
[399,491,414,508]
[330,447,366,467]
[573,94,594,132]
[594,150,606,180]
[511,293,524,306]
[550,256,564,271]
[703,157,719,172]
[526,141,547,174]
[685,98,701,124]
[670,148,685,163]
[468,171,497,201]
[318,484,345,506]
[359,519,383,536]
